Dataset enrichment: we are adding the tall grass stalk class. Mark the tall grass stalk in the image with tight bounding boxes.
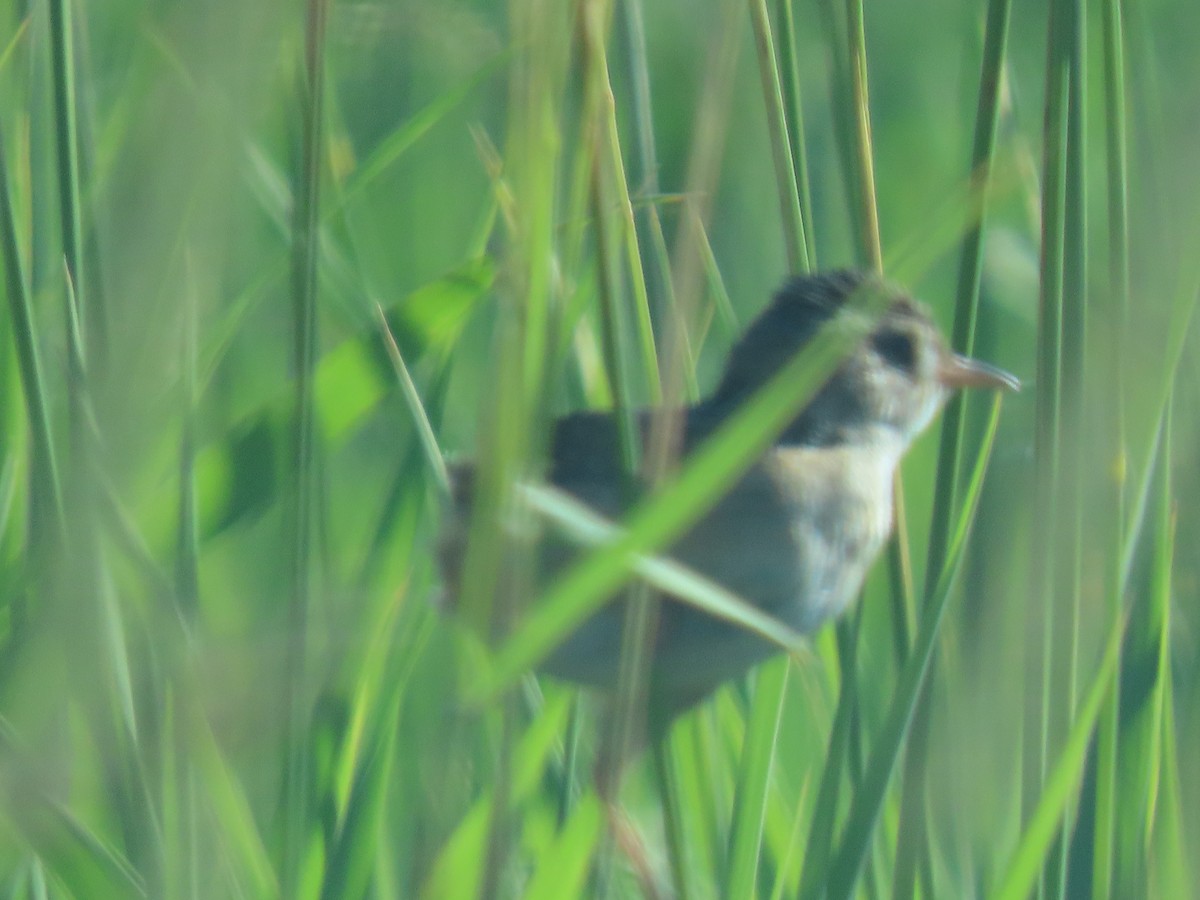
[280,0,329,891]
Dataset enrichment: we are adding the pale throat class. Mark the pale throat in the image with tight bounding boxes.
[768,423,913,553]
[760,426,911,631]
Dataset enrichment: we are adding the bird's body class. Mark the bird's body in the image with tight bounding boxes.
[533,408,900,705]
[438,270,1018,724]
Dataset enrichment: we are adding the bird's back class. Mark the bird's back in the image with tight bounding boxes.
[537,408,815,702]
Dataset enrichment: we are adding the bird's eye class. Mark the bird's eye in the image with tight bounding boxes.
[872,329,917,372]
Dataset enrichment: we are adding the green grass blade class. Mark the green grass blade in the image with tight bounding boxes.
[796,622,859,899]
[520,482,804,652]
[1148,606,1193,897]
[1026,3,1070,891]
[339,57,505,212]
[927,0,1014,586]
[1092,0,1131,892]
[375,303,449,493]
[993,611,1124,900]
[281,0,330,888]
[748,0,809,272]
[725,659,789,897]
[34,802,148,898]
[619,0,691,398]
[0,124,64,546]
[419,693,573,898]
[524,795,605,900]
[322,607,433,900]
[775,0,816,268]
[46,0,92,348]
[189,714,281,897]
[844,0,882,272]
[0,722,147,898]
[175,256,200,617]
[1112,403,1172,898]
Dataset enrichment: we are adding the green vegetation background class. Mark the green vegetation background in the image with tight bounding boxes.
[0,0,1196,897]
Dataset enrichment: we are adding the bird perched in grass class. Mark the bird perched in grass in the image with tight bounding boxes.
[438,269,1019,730]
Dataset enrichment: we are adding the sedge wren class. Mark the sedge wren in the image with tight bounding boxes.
[439,269,1019,725]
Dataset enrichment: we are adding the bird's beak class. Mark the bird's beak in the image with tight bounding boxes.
[938,353,1021,392]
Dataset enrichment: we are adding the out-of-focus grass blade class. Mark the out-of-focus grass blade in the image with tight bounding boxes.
[724,658,789,897]
[0,718,146,896]
[322,582,431,900]
[843,0,882,272]
[1027,1,1072,892]
[339,56,505,211]
[748,0,808,272]
[767,767,812,900]
[696,215,738,333]
[62,250,157,890]
[1092,0,1131,888]
[821,394,1005,900]
[1114,404,1177,898]
[653,738,699,900]
[419,693,572,898]
[520,483,804,653]
[775,0,816,268]
[375,303,449,493]
[421,802,490,899]
[524,795,605,900]
[662,708,731,893]
[619,0,691,398]
[584,3,662,408]
[47,0,91,343]
[0,123,63,542]
[896,2,1014,892]
[282,0,329,888]
[196,54,497,391]
[0,17,29,71]
[927,0,1015,560]
[993,609,1125,900]
[394,259,496,357]
[189,714,280,897]
[33,802,148,899]
[797,625,858,899]
[1059,19,1089,897]
[176,256,200,617]
[1149,618,1193,897]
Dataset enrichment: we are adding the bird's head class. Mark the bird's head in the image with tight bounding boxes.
[711,270,1020,449]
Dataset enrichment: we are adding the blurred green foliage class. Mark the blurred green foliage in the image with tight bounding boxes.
[0,0,1196,897]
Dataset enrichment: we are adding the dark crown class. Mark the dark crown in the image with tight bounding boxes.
[713,269,882,404]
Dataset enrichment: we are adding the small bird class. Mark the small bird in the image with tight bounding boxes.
[439,270,1018,727]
